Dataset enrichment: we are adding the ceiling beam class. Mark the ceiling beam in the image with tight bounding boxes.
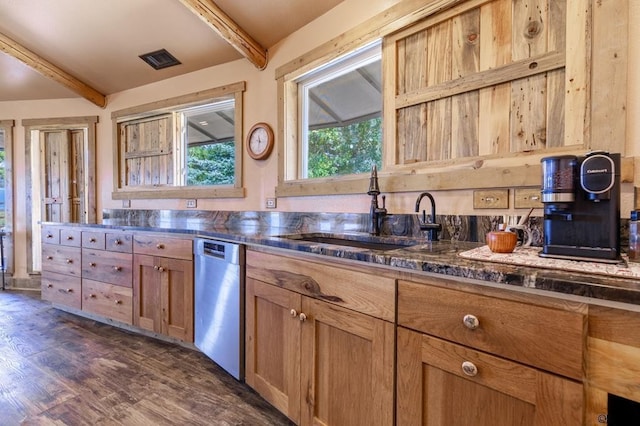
[178,0,268,70]
[0,32,106,108]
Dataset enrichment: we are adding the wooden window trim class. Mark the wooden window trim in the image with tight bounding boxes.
[0,120,14,275]
[275,0,628,197]
[111,82,246,200]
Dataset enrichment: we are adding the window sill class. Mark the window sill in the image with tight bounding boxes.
[112,186,245,200]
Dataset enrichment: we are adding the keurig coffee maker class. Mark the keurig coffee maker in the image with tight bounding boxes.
[540,151,621,263]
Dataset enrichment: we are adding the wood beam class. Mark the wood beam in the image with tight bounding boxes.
[0,32,106,108]
[178,0,268,70]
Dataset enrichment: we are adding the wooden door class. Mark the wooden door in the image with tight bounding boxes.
[300,297,394,426]
[41,129,85,223]
[160,257,194,342]
[396,328,584,426]
[245,278,302,424]
[133,254,162,333]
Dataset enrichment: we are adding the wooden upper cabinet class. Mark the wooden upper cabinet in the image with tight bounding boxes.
[384,0,585,167]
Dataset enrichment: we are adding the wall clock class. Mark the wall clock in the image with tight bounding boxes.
[246,122,274,160]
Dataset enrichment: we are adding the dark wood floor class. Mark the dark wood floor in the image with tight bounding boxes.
[0,290,293,425]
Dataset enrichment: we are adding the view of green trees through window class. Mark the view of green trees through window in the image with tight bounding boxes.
[186,142,235,186]
[307,118,382,178]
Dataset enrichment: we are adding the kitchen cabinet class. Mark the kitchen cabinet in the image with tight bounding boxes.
[81,230,133,324]
[245,248,395,426]
[41,226,81,309]
[397,279,585,425]
[133,234,194,342]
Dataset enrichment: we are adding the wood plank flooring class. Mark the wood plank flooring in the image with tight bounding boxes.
[0,291,293,425]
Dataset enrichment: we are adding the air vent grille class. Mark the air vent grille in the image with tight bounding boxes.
[139,49,181,70]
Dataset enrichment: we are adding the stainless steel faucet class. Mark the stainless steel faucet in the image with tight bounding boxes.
[368,165,387,236]
[415,192,441,241]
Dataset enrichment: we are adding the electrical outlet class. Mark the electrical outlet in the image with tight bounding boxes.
[122,199,131,208]
[186,199,197,208]
[266,198,277,209]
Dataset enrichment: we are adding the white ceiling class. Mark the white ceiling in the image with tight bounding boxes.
[0,0,344,102]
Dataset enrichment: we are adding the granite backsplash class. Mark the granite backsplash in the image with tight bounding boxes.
[104,209,629,249]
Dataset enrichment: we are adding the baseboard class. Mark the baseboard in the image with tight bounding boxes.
[4,275,41,291]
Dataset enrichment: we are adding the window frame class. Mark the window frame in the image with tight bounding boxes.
[111,82,245,200]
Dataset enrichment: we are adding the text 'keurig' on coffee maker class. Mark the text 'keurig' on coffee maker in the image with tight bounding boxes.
[540,151,621,263]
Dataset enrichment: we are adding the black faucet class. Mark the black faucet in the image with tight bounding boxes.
[367,165,387,236]
[415,192,441,241]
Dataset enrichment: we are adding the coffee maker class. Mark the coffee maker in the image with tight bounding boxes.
[540,151,621,263]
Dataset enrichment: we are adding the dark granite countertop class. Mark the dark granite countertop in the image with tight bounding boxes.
[43,216,640,308]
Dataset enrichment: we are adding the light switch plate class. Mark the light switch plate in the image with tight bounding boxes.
[186,199,197,208]
[514,188,543,209]
[473,190,509,209]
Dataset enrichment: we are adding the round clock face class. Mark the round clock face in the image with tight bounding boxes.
[247,123,273,160]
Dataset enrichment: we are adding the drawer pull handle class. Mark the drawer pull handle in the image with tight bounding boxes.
[462,361,478,377]
[46,256,53,260]
[114,239,122,245]
[66,288,73,293]
[89,238,96,243]
[114,300,122,305]
[66,259,73,264]
[299,313,307,322]
[89,294,96,298]
[290,309,298,317]
[47,284,53,288]
[114,266,122,271]
[463,314,479,330]
[156,244,164,249]
[89,262,96,267]
[46,234,53,239]
[66,236,74,240]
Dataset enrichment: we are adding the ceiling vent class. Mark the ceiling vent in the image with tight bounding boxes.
[139,49,181,70]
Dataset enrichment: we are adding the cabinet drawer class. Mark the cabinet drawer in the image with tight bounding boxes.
[41,271,81,309]
[397,281,585,380]
[133,234,192,260]
[82,248,133,287]
[247,249,395,321]
[60,229,82,247]
[106,232,133,253]
[42,227,60,245]
[82,279,133,324]
[42,244,81,277]
[82,231,106,250]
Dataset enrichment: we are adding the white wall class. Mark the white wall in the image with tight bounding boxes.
[0,0,638,280]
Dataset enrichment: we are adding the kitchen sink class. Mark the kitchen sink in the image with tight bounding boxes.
[276,232,419,251]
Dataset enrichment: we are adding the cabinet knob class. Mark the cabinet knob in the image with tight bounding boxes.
[66,236,73,240]
[47,284,53,288]
[66,288,73,293]
[463,314,479,330]
[89,238,96,243]
[158,266,165,272]
[290,309,298,317]
[46,234,53,239]
[89,262,96,267]
[113,266,122,271]
[156,244,164,249]
[46,256,53,260]
[66,259,73,264]
[114,300,122,305]
[299,313,307,322]
[461,361,478,377]
[114,239,122,245]
[89,294,96,298]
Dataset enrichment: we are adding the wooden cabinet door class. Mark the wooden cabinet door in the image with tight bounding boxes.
[396,328,584,426]
[300,297,394,426]
[159,257,193,342]
[133,254,162,333]
[245,278,302,424]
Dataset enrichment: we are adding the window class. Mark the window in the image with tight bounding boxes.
[296,40,382,179]
[112,82,245,199]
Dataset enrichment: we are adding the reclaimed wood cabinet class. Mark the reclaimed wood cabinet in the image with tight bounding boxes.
[397,279,585,425]
[245,248,395,426]
[133,234,194,342]
[41,226,82,309]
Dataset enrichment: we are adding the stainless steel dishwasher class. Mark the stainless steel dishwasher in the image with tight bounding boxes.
[194,238,245,380]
